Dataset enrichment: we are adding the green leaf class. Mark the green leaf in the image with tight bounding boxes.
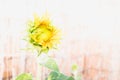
[15,73,33,80]
[38,54,59,71]
[67,77,75,80]
[47,71,74,80]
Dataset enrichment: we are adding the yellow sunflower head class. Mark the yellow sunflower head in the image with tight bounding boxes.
[27,14,61,55]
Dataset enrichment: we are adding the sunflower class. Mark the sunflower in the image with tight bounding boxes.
[27,15,60,54]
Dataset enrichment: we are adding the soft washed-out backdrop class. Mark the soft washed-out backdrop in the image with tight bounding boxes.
[0,0,120,80]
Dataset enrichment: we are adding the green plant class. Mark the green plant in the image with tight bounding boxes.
[15,14,75,80]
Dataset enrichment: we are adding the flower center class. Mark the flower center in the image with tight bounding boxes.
[39,29,51,41]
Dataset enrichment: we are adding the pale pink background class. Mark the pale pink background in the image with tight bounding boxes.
[0,0,120,80]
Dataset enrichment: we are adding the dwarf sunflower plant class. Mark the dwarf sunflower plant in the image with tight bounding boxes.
[15,15,75,80]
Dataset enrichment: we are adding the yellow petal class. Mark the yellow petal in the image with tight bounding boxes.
[34,14,41,27]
